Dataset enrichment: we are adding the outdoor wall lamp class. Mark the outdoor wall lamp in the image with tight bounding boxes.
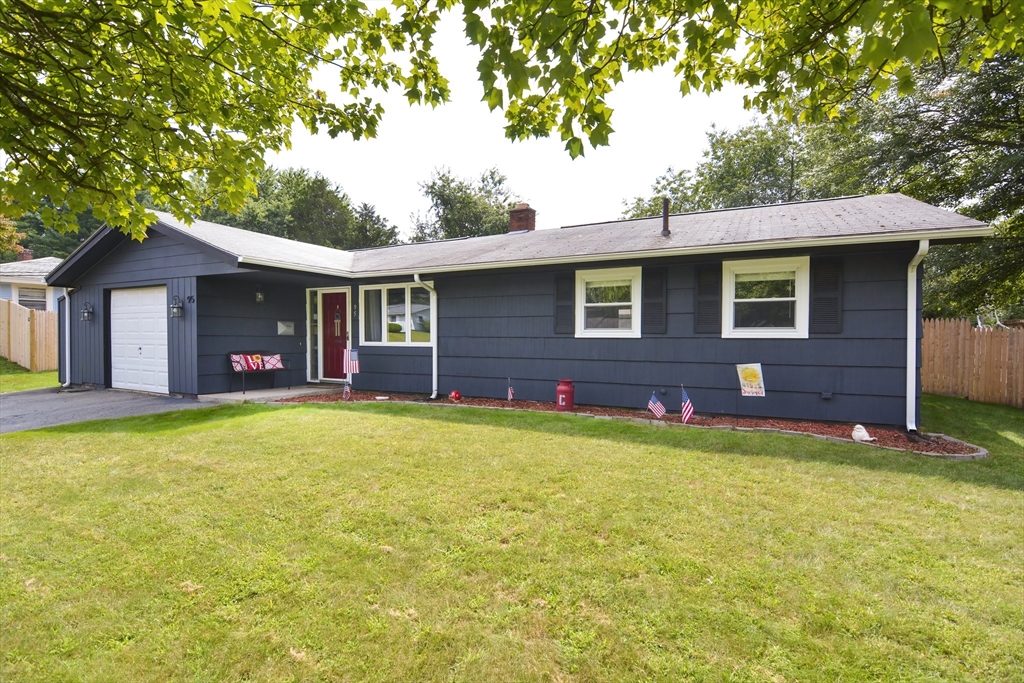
[80,302,94,322]
[255,284,265,303]
[170,295,184,318]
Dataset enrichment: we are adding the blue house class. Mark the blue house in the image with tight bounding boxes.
[46,193,991,430]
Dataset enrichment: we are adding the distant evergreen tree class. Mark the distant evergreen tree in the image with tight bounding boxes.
[198,167,400,250]
[410,168,520,242]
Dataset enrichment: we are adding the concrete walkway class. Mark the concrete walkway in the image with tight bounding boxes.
[198,384,345,404]
[0,387,203,434]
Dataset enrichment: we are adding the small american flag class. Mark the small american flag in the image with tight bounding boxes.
[680,385,694,424]
[507,380,514,402]
[647,393,666,418]
[342,383,352,401]
[343,348,360,374]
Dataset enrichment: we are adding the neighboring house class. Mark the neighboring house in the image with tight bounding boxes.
[0,255,66,311]
[46,194,991,429]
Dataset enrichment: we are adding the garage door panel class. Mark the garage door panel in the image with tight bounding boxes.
[110,287,169,394]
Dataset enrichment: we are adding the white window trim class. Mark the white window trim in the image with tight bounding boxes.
[360,282,436,347]
[575,266,642,339]
[13,284,50,311]
[722,256,809,339]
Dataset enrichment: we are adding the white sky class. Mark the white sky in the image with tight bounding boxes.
[268,16,760,238]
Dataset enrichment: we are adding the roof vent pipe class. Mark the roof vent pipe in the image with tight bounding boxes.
[661,198,671,237]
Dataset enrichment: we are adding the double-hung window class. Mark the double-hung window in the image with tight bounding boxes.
[722,256,809,338]
[575,267,642,338]
[17,286,47,311]
[361,283,434,345]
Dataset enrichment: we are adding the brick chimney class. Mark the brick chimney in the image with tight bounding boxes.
[15,249,33,261]
[509,203,536,232]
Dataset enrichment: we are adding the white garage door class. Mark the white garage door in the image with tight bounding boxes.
[110,286,169,394]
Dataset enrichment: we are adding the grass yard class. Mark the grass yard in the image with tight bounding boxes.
[0,356,59,394]
[1,396,1021,681]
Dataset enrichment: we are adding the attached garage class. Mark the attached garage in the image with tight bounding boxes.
[110,286,169,394]
[45,217,346,395]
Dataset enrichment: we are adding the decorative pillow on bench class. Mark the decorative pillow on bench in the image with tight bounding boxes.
[229,353,283,372]
[230,354,263,372]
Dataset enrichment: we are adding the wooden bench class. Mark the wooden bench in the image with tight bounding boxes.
[228,353,292,394]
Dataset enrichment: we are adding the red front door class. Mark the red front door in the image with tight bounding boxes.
[322,292,347,380]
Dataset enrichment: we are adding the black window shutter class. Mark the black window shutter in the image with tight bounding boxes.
[810,258,843,334]
[693,264,721,334]
[641,267,668,335]
[554,273,575,334]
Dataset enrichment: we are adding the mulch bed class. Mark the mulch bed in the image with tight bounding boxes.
[282,390,980,456]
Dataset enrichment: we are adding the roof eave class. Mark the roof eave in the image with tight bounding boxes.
[235,256,354,278]
[0,275,50,285]
[45,226,128,287]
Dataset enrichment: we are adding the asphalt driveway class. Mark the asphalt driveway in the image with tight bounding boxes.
[0,387,203,434]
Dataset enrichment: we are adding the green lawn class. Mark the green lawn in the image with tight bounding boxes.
[1,396,1021,681]
[0,356,59,394]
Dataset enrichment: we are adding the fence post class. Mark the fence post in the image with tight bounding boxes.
[28,308,36,371]
[2,299,9,360]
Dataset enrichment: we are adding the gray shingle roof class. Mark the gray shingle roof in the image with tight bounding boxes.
[349,194,987,275]
[149,194,988,278]
[152,212,354,276]
[0,256,64,281]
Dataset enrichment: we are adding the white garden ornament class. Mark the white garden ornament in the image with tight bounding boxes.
[852,425,876,442]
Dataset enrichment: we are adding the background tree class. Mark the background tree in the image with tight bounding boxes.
[200,167,400,250]
[3,1,1018,236]
[624,121,815,216]
[349,203,401,250]
[855,53,1023,320]
[625,54,1024,320]
[7,208,103,261]
[411,168,520,242]
[0,213,24,257]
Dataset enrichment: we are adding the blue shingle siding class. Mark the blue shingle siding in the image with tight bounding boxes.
[353,344,432,394]
[195,275,311,394]
[411,244,919,425]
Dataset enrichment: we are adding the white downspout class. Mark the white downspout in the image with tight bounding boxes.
[62,289,72,387]
[906,240,929,432]
[413,273,438,399]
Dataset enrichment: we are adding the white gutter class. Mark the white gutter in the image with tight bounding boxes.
[906,240,929,432]
[235,256,353,278]
[413,273,438,399]
[62,290,72,387]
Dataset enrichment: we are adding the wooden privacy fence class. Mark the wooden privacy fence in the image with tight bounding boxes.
[922,318,1024,409]
[0,299,59,372]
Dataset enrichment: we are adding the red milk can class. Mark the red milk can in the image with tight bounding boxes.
[555,379,575,411]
